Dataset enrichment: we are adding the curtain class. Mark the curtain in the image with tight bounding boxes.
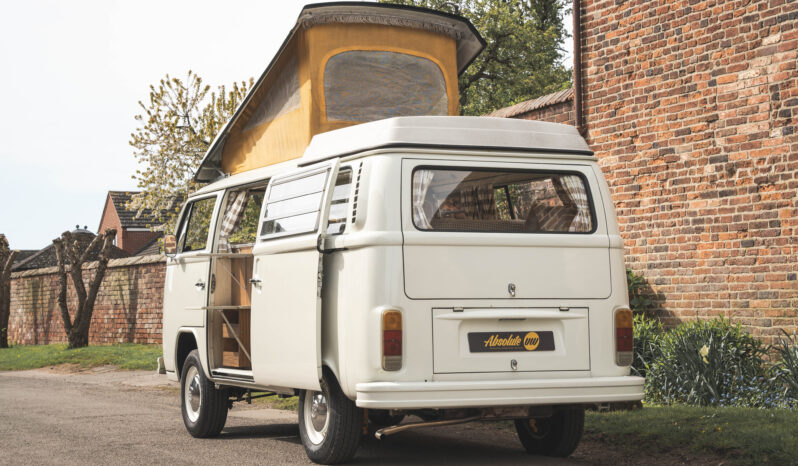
[459,185,495,219]
[217,191,250,252]
[412,170,435,229]
[459,187,478,218]
[476,186,496,219]
[558,176,591,232]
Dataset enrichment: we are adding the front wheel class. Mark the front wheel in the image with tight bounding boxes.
[514,407,584,457]
[180,349,228,437]
[298,370,362,464]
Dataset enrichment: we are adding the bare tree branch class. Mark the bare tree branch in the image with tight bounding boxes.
[0,234,19,347]
[52,237,73,334]
[52,229,117,348]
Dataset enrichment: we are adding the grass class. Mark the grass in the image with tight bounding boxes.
[586,405,798,464]
[253,393,299,411]
[0,344,162,371]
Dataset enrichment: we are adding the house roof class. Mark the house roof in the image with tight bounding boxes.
[105,191,182,230]
[485,88,574,119]
[12,228,130,271]
[12,250,38,265]
[134,237,162,256]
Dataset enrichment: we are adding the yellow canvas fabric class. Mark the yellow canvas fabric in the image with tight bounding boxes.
[221,23,460,176]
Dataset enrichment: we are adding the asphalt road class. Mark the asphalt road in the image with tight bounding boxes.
[0,368,582,465]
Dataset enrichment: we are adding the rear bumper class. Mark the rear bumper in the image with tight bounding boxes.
[355,376,644,409]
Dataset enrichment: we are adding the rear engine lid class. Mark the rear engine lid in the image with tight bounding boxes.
[432,307,589,374]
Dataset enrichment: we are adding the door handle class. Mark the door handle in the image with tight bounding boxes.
[195,279,206,290]
[249,278,262,286]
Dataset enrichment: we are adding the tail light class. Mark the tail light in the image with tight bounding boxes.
[382,310,402,371]
[615,308,633,366]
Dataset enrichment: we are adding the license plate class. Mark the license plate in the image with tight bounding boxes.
[468,331,555,353]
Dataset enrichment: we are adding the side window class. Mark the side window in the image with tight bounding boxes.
[217,187,266,252]
[177,197,216,252]
[326,169,352,235]
[260,169,328,240]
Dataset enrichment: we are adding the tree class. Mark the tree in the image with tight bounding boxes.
[0,235,18,348]
[380,0,572,115]
[129,71,252,231]
[52,229,117,349]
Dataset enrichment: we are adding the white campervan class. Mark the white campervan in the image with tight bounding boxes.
[162,115,644,463]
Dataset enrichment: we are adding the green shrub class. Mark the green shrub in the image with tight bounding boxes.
[771,330,798,400]
[626,269,654,314]
[632,313,663,379]
[644,318,787,408]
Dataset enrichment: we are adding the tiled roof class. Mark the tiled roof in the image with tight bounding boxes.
[485,88,574,119]
[12,250,38,265]
[12,231,130,271]
[108,191,183,229]
[134,237,162,256]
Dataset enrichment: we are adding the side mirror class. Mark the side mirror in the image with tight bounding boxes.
[164,234,177,258]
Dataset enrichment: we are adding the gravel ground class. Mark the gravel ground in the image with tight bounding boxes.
[0,367,716,465]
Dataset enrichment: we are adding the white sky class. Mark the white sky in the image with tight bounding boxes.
[0,0,573,250]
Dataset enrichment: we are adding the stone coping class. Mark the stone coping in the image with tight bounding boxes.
[11,254,166,279]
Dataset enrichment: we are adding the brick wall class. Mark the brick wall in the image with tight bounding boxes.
[98,195,123,247]
[8,255,165,345]
[511,0,797,343]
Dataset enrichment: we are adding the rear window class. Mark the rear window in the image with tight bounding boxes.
[412,168,594,233]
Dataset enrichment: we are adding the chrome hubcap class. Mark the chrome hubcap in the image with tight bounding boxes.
[184,366,201,423]
[303,389,329,445]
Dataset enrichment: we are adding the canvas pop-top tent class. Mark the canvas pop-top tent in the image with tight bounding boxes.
[194,2,485,182]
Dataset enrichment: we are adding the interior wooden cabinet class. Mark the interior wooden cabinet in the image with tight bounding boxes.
[210,246,253,370]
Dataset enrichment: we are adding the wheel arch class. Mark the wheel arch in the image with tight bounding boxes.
[176,330,200,381]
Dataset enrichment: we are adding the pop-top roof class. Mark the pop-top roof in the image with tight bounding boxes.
[193,116,592,196]
[300,116,593,165]
[194,2,485,183]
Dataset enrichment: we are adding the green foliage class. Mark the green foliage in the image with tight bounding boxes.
[0,344,163,371]
[379,0,572,115]
[129,71,252,232]
[228,192,264,245]
[643,318,790,408]
[585,405,798,464]
[626,268,654,314]
[771,330,798,399]
[631,313,662,379]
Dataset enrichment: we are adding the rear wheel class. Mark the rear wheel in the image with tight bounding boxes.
[514,407,584,457]
[180,350,228,437]
[298,371,361,464]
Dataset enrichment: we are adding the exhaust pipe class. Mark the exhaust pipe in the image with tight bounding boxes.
[374,415,482,439]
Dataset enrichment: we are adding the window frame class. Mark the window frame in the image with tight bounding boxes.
[410,165,599,235]
[175,194,220,254]
[216,182,268,251]
[257,167,331,242]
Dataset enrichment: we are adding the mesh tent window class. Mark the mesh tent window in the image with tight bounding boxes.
[324,51,448,122]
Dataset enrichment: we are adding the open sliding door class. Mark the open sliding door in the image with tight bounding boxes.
[250,160,340,390]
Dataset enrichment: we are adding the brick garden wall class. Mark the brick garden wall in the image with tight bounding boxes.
[514,0,797,343]
[8,255,165,345]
